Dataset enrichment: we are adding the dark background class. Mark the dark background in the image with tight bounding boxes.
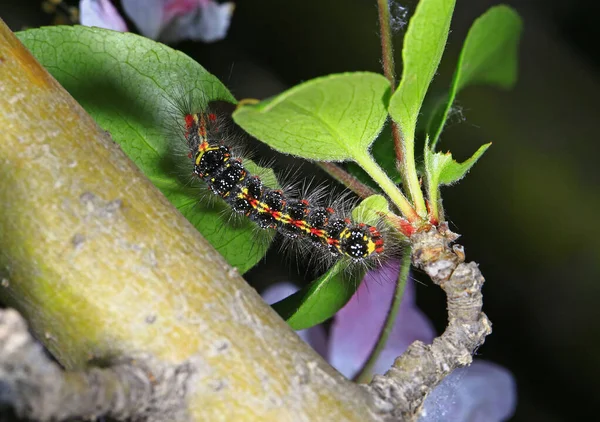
[3,1,599,421]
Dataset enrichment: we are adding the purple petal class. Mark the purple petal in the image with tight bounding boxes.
[122,0,234,42]
[370,281,436,377]
[80,0,128,32]
[159,1,234,43]
[261,282,328,358]
[261,282,298,307]
[329,260,436,379]
[420,360,517,422]
[122,0,165,39]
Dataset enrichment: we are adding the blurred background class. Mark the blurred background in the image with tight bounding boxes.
[2,0,599,421]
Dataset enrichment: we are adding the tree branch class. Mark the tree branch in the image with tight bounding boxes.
[365,223,492,420]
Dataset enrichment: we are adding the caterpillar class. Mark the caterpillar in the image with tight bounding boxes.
[181,108,385,263]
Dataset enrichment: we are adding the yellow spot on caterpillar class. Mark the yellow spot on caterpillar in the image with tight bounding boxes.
[366,238,376,254]
[195,145,218,166]
[278,213,292,224]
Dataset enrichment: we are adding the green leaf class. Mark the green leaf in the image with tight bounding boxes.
[351,194,390,222]
[271,195,389,330]
[272,262,367,330]
[233,72,390,162]
[389,0,456,144]
[425,141,490,220]
[17,26,273,273]
[426,141,491,196]
[453,6,522,92]
[429,5,523,147]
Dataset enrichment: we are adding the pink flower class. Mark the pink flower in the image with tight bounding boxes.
[263,261,517,421]
[79,0,234,43]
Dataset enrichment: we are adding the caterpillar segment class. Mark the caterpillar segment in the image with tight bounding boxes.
[184,111,385,262]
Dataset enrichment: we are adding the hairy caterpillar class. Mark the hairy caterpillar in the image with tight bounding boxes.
[179,106,386,264]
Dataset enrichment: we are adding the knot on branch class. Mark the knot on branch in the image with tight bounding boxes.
[411,223,461,284]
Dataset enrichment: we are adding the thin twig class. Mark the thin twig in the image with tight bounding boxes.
[364,223,492,420]
[318,162,378,199]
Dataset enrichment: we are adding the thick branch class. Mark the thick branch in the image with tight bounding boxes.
[365,223,492,420]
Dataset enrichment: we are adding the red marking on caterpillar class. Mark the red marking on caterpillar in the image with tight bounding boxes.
[184,114,195,131]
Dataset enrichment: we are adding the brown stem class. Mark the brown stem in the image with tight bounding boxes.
[377,0,405,166]
[364,223,492,420]
[318,162,377,199]
[377,0,396,88]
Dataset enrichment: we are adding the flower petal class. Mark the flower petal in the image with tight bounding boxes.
[159,1,234,43]
[370,281,436,377]
[80,0,128,32]
[261,282,327,358]
[122,0,165,39]
[420,360,517,422]
[329,260,436,379]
